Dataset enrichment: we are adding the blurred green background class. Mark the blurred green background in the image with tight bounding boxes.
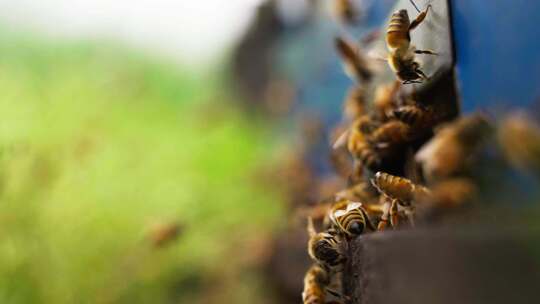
[0,31,286,304]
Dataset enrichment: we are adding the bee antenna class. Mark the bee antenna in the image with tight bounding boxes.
[409,0,421,13]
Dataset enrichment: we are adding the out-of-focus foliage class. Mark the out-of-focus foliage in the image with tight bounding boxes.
[0,33,285,304]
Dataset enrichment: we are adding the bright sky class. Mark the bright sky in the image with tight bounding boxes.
[0,0,264,65]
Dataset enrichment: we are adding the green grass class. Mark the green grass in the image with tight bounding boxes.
[0,33,285,304]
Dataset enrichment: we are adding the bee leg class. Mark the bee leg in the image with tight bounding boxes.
[394,105,420,126]
[406,208,416,227]
[377,218,389,230]
[414,49,438,56]
[389,199,399,228]
[408,0,421,13]
[377,199,391,230]
[366,214,377,231]
[326,288,351,302]
[358,115,378,134]
[402,80,422,85]
[409,4,432,31]
[415,68,429,81]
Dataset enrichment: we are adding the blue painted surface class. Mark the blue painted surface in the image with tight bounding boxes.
[450,0,540,116]
[274,0,397,175]
[450,1,540,204]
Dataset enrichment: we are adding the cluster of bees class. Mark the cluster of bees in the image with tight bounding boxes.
[301,1,493,303]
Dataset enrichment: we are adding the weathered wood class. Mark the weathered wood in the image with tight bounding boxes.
[344,228,540,304]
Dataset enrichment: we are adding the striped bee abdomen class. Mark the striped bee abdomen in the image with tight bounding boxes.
[331,202,372,237]
[386,9,411,50]
[372,172,429,204]
[341,209,366,235]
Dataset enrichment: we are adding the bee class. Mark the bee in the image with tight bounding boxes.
[371,172,429,228]
[302,264,331,304]
[360,29,381,46]
[307,217,345,269]
[415,114,492,181]
[329,142,355,180]
[328,200,376,238]
[334,115,381,170]
[413,178,477,222]
[147,221,183,248]
[371,171,430,206]
[370,120,412,146]
[354,114,381,135]
[333,0,358,25]
[393,103,436,129]
[497,111,540,174]
[343,85,367,121]
[386,4,437,84]
[335,37,373,83]
[420,178,476,209]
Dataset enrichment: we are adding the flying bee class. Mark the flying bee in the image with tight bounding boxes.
[302,264,330,304]
[386,4,437,84]
[497,111,540,174]
[333,0,359,25]
[147,221,183,248]
[343,85,368,121]
[360,30,381,46]
[307,217,345,269]
[335,36,373,83]
[329,200,376,238]
[420,178,476,208]
[414,178,477,221]
[416,114,492,181]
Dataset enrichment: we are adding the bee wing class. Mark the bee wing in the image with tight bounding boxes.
[367,48,389,63]
[334,189,347,200]
[373,142,390,149]
[347,202,363,211]
[360,30,381,46]
[364,49,388,74]
[333,129,350,149]
[370,173,382,192]
[333,209,348,218]
[336,36,380,82]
